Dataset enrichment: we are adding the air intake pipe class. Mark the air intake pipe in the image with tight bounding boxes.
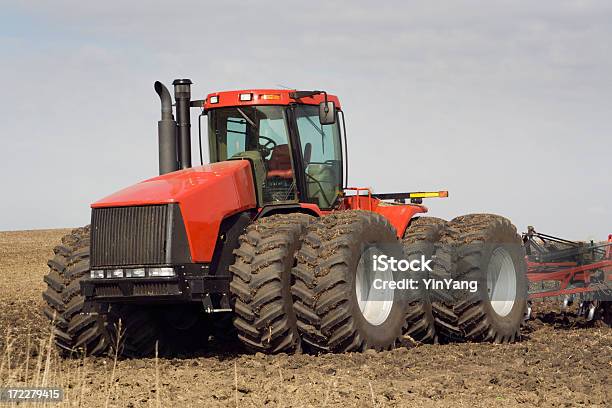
[173,78,193,169]
[154,81,179,175]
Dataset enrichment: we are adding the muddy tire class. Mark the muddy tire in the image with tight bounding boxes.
[157,305,210,354]
[107,305,163,358]
[42,226,110,356]
[229,213,314,353]
[431,214,527,343]
[596,301,612,326]
[402,217,447,343]
[110,304,208,358]
[292,211,408,352]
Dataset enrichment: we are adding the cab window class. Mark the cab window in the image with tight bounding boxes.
[295,105,342,208]
[209,106,297,204]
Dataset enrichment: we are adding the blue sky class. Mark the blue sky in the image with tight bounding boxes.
[1,0,611,239]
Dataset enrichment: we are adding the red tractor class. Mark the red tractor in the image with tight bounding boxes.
[42,79,527,356]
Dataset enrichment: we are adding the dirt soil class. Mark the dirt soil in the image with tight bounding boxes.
[0,229,610,407]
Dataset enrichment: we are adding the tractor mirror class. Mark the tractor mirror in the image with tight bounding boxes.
[319,101,336,125]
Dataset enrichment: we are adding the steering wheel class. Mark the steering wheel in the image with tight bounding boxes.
[258,136,277,158]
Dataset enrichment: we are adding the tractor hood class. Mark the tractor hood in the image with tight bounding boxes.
[91,160,256,262]
[92,160,255,208]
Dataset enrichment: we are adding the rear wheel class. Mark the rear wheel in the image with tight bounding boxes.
[107,304,209,358]
[292,211,408,352]
[108,305,161,358]
[593,301,612,326]
[42,226,110,356]
[402,217,447,343]
[430,214,527,343]
[157,305,210,354]
[603,302,612,326]
[229,213,314,353]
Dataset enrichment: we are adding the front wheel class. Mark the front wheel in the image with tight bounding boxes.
[42,226,110,356]
[229,213,314,353]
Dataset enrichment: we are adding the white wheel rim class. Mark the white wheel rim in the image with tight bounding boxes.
[487,247,517,317]
[355,248,394,326]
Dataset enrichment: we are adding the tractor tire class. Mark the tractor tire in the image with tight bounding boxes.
[110,304,208,358]
[209,312,239,346]
[402,216,447,343]
[157,305,210,354]
[42,226,110,356]
[42,227,166,358]
[229,213,314,353]
[107,305,163,358]
[292,211,408,352]
[594,301,612,326]
[430,214,527,343]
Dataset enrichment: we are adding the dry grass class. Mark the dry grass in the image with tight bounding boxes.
[0,321,166,408]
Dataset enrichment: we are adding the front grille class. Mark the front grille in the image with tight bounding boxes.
[94,284,122,297]
[133,282,181,296]
[93,282,181,298]
[91,205,168,267]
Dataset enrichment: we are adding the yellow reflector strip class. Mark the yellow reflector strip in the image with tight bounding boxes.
[260,94,281,100]
[409,191,449,199]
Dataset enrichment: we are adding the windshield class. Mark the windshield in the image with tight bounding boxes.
[208,106,297,203]
[209,106,290,161]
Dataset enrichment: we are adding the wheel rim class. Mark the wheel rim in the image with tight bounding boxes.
[487,247,517,317]
[355,248,394,326]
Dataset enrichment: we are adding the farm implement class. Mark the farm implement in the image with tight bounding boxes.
[523,227,612,322]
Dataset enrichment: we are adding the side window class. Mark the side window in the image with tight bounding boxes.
[226,118,246,158]
[296,116,337,163]
[295,106,342,208]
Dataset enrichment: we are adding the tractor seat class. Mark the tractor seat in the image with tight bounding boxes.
[266,144,293,179]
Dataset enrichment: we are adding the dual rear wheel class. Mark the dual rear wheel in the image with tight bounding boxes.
[265,211,527,352]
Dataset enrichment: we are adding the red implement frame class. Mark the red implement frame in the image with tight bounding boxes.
[526,234,612,300]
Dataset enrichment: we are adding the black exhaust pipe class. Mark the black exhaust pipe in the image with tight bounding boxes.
[173,79,193,169]
[154,81,179,175]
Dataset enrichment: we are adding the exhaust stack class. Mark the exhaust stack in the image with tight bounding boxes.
[154,81,179,175]
[173,79,193,169]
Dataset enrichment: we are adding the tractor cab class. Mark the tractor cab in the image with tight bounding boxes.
[203,90,345,209]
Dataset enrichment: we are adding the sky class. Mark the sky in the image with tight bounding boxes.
[0,0,610,239]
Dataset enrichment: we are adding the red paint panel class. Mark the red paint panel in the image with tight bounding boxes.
[203,89,341,110]
[374,205,427,238]
[340,195,427,237]
[92,160,256,262]
[299,203,325,216]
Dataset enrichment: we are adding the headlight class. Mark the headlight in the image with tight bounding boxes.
[126,268,146,278]
[148,267,175,277]
[109,269,124,278]
[90,270,105,279]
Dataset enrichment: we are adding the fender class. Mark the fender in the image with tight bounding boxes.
[92,160,256,262]
[341,195,427,238]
